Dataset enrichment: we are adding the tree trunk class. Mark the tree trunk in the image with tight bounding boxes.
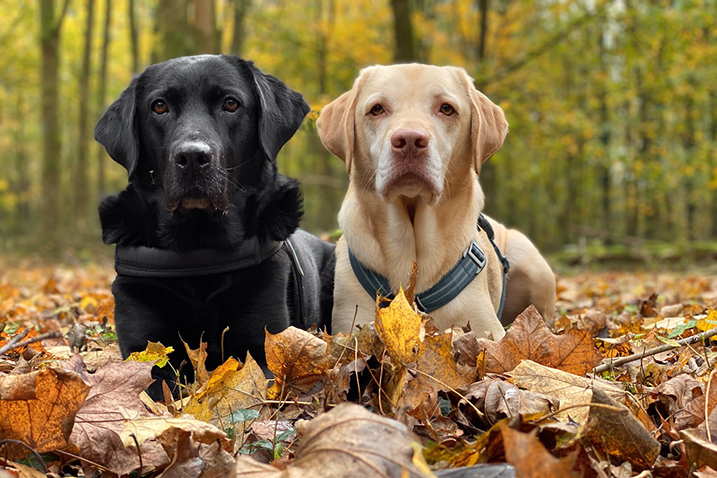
[477,0,488,61]
[128,0,139,72]
[97,0,111,198]
[230,0,251,56]
[40,0,70,245]
[156,0,192,61]
[75,0,95,229]
[390,0,418,62]
[195,0,218,53]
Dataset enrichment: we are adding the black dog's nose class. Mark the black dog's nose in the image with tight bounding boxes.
[173,143,212,176]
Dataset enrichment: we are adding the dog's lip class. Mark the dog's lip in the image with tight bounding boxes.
[166,189,229,213]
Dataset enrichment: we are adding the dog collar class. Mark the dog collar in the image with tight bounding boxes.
[348,214,510,316]
[115,238,284,278]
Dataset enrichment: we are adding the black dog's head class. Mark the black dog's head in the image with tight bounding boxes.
[97,55,310,249]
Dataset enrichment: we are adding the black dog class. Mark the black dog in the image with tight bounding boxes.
[97,55,335,399]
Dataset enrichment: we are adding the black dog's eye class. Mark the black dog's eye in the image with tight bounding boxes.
[369,104,385,116]
[151,100,169,115]
[223,97,240,112]
[440,103,455,116]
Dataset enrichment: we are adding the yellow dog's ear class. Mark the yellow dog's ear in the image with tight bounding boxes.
[459,70,509,174]
[316,74,364,175]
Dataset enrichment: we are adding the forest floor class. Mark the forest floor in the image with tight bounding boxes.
[1,256,717,477]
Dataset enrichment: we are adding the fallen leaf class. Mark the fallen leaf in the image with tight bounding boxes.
[375,287,422,366]
[184,340,210,387]
[508,360,625,423]
[156,429,235,478]
[119,412,228,447]
[416,332,471,392]
[478,305,602,375]
[266,326,334,399]
[681,428,717,471]
[0,368,89,459]
[459,378,557,426]
[126,341,174,368]
[502,424,580,478]
[233,403,435,477]
[584,387,660,469]
[70,360,171,475]
[184,353,269,447]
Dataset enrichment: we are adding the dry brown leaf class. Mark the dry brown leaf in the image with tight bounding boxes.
[70,360,171,475]
[508,360,625,423]
[502,424,580,478]
[119,412,228,447]
[478,305,602,375]
[584,387,660,469]
[233,403,435,477]
[416,332,471,392]
[652,373,717,430]
[266,326,334,400]
[681,428,717,472]
[156,429,235,478]
[0,368,89,459]
[459,378,557,426]
[184,340,210,387]
[375,287,422,366]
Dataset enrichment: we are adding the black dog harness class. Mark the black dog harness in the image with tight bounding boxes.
[115,238,307,326]
[348,214,510,317]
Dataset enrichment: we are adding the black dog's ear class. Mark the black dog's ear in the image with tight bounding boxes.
[249,65,310,161]
[96,76,139,180]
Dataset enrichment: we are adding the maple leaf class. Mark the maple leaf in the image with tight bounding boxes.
[0,368,89,459]
[478,305,602,375]
[70,360,171,475]
[266,326,334,400]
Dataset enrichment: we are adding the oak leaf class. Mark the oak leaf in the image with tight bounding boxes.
[266,326,334,400]
[478,305,601,375]
[0,368,89,459]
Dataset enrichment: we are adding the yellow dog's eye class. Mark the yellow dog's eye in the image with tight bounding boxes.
[440,103,455,116]
[223,97,239,112]
[370,104,384,116]
[151,100,168,115]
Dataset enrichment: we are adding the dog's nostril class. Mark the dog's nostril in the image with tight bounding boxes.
[175,154,188,168]
[197,154,209,166]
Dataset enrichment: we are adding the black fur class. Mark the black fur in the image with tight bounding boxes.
[97,55,335,399]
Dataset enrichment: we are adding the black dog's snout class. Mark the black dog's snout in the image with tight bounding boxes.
[173,143,213,176]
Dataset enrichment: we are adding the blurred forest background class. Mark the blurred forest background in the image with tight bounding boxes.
[0,0,716,262]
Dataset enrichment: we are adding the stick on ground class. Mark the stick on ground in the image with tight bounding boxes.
[593,326,717,374]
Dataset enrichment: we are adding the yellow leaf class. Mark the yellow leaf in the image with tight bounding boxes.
[375,287,422,365]
[126,341,174,368]
[696,309,717,332]
[195,357,241,400]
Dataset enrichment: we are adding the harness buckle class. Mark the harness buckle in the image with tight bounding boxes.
[463,241,486,274]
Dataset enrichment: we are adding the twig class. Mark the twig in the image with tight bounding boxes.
[707,370,715,443]
[131,433,142,475]
[594,327,717,373]
[0,439,48,472]
[0,329,30,355]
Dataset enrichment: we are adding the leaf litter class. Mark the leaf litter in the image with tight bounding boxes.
[1,261,717,476]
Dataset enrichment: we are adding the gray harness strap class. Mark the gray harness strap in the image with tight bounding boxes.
[348,214,509,316]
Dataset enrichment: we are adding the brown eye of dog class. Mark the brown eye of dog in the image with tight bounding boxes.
[223,97,239,112]
[370,104,384,116]
[151,100,168,115]
[440,103,455,116]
